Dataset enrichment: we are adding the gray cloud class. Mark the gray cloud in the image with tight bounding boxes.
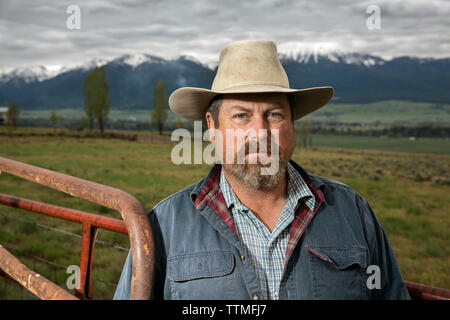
[0,0,449,72]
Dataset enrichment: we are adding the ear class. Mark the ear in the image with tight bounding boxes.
[205,112,216,142]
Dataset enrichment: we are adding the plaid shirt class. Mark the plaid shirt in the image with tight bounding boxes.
[219,163,315,299]
[191,160,324,299]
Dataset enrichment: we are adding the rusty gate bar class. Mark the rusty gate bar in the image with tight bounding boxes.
[0,156,154,300]
[0,193,128,234]
[0,245,78,300]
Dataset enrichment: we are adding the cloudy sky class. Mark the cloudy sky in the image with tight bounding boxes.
[0,0,449,72]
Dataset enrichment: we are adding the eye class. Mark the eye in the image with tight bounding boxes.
[233,113,247,119]
[268,112,283,119]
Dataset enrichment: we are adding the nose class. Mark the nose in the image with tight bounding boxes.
[246,115,270,145]
[251,114,268,131]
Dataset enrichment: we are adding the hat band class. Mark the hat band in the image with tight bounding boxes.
[213,81,291,92]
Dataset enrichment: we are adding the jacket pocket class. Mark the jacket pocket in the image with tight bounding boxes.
[168,251,234,281]
[307,246,368,299]
[167,251,237,299]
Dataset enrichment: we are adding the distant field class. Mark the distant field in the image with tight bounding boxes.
[305,100,450,125]
[18,108,183,124]
[308,134,450,155]
[18,100,450,127]
[0,134,448,299]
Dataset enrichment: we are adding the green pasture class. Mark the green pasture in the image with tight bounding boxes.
[306,100,450,125]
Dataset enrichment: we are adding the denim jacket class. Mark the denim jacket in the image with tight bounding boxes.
[114,161,410,300]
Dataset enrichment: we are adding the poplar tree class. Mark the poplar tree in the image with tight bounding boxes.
[151,79,168,135]
[83,66,110,133]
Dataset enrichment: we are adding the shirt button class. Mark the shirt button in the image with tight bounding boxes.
[252,294,260,300]
[240,254,246,261]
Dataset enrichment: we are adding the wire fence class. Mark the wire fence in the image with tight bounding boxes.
[0,210,129,299]
[0,211,129,252]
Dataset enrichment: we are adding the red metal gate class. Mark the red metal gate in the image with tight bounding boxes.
[0,156,154,300]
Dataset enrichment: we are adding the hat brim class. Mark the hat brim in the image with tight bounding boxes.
[168,84,334,121]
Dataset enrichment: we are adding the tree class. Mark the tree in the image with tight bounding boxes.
[82,66,110,133]
[50,111,64,132]
[151,79,168,135]
[83,71,95,130]
[6,101,19,130]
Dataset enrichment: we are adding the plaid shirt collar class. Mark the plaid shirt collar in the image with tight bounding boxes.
[219,162,316,213]
[190,160,325,264]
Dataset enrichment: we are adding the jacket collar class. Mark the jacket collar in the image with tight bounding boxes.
[288,160,326,192]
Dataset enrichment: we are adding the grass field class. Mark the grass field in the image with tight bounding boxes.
[0,133,449,299]
[2,125,450,156]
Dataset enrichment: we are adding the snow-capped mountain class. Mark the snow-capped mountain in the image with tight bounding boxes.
[277,43,386,67]
[0,65,63,84]
[111,53,166,68]
[0,57,112,85]
[280,50,386,67]
[0,49,449,110]
[75,57,110,71]
[0,49,386,85]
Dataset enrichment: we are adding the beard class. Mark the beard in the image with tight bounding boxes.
[221,137,293,191]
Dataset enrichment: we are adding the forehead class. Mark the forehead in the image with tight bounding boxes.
[220,92,290,110]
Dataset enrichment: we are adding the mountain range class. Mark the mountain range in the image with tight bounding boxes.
[0,50,449,110]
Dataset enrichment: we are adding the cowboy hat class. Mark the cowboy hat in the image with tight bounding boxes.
[168,40,334,121]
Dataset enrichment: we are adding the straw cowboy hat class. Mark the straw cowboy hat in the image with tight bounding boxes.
[169,40,334,121]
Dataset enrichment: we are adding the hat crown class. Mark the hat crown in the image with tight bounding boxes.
[211,40,290,91]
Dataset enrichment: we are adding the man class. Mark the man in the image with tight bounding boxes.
[114,40,410,300]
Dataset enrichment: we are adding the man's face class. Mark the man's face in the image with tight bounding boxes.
[206,92,296,190]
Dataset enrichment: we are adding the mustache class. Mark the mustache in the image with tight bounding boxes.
[217,129,282,167]
[237,137,276,155]
[234,137,281,166]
